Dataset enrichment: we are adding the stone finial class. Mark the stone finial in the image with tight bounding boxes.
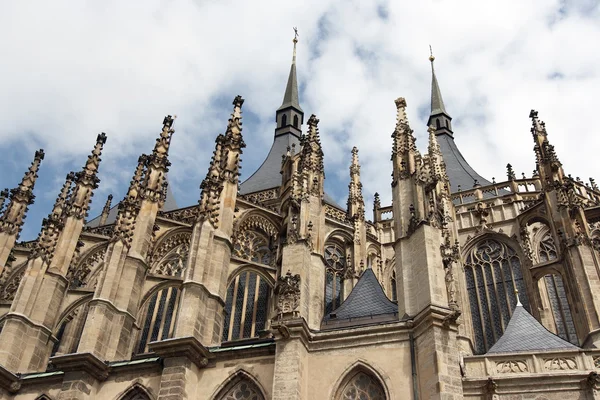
[51,172,76,220]
[347,146,365,220]
[0,188,9,214]
[144,116,176,203]
[394,97,408,125]
[99,194,113,226]
[112,155,147,247]
[299,114,324,174]
[427,125,441,155]
[590,177,598,191]
[0,149,45,235]
[221,96,246,183]
[67,134,107,219]
[374,192,381,209]
[506,163,516,181]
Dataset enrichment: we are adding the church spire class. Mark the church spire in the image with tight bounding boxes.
[427,47,453,136]
[275,28,304,138]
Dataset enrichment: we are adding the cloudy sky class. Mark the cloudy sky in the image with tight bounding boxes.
[1,0,599,241]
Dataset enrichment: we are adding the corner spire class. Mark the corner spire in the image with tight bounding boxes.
[347,147,365,220]
[427,47,453,136]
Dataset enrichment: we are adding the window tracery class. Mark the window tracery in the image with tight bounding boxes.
[136,285,181,354]
[67,245,105,289]
[538,232,558,263]
[464,238,529,354]
[150,230,191,277]
[337,371,386,400]
[232,215,278,267]
[215,377,265,400]
[222,270,271,342]
[0,262,26,301]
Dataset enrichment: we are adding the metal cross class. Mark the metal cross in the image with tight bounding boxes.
[293,27,299,39]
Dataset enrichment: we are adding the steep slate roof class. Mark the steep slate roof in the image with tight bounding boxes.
[437,133,493,193]
[430,62,447,117]
[487,302,579,354]
[277,52,302,113]
[323,268,398,324]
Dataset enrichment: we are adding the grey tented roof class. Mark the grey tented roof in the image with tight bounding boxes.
[487,303,579,354]
[437,133,493,193]
[239,134,342,209]
[323,268,398,322]
[86,177,178,228]
[430,63,447,117]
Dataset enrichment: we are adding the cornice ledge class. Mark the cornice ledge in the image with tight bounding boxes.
[49,352,109,381]
[149,336,214,369]
[0,364,20,394]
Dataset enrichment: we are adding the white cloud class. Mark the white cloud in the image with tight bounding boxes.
[1,0,599,239]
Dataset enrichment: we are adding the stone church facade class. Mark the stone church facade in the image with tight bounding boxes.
[1,38,600,400]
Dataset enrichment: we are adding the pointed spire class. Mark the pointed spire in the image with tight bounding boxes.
[391,98,418,184]
[0,149,44,236]
[112,155,147,247]
[51,172,76,220]
[347,147,365,220]
[429,47,447,116]
[67,133,107,220]
[99,194,113,225]
[0,189,9,215]
[278,28,303,113]
[142,116,176,203]
[427,48,453,136]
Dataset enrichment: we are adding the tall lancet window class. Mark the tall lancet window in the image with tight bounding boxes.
[538,232,558,263]
[324,243,347,315]
[136,285,181,354]
[222,270,271,342]
[390,271,397,302]
[464,238,529,354]
[542,273,578,344]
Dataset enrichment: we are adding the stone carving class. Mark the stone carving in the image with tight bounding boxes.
[440,230,460,311]
[496,360,528,373]
[0,264,25,301]
[67,133,107,220]
[325,204,352,226]
[83,224,115,237]
[162,207,199,225]
[240,188,279,209]
[198,97,245,228]
[67,245,106,289]
[274,270,301,318]
[594,356,600,370]
[150,231,192,276]
[543,357,576,371]
[0,149,44,237]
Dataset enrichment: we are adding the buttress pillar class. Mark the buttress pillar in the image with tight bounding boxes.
[0,135,105,374]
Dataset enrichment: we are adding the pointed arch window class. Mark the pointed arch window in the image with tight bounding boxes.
[233,230,273,266]
[436,119,441,129]
[154,242,189,277]
[214,376,265,400]
[465,238,529,354]
[325,243,347,314]
[222,271,271,342]
[118,385,152,400]
[542,273,578,344]
[538,232,558,263]
[293,115,299,128]
[52,301,90,356]
[336,370,386,400]
[390,271,397,302]
[281,114,287,128]
[136,285,181,354]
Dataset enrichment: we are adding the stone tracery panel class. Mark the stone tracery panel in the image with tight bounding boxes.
[67,245,106,289]
[336,370,386,400]
[232,214,278,266]
[149,230,191,277]
[0,261,27,301]
[214,374,265,400]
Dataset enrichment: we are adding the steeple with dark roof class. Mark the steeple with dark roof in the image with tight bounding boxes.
[275,30,304,139]
[427,48,453,137]
[426,51,493,193]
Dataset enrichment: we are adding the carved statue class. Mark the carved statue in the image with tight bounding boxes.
[274,270,301,318]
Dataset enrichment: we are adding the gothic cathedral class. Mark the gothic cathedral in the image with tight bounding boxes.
[0,37,599,400]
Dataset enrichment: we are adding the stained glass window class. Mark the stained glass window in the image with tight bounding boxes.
[465,239,529,354]
[136,286,181,354]
[538,232,558,263]
[222,271,271,342]
[216,378,265,400]
[543,274,578,344]
[325,243,346,314]
[338,371,386,400]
